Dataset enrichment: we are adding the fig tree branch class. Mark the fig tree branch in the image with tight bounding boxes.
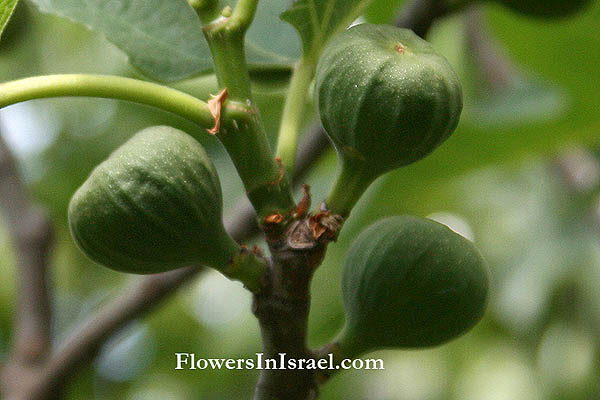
[226,122,332,239]
[253,224,327,400]
[21,267,201,400]
[0,73,295,220]
[464,5,515,91]
[0,129,53,387]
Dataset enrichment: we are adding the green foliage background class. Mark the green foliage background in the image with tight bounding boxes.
[1,0,600,398]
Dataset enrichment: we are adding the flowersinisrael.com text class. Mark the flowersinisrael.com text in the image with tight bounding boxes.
[175,353,384,371]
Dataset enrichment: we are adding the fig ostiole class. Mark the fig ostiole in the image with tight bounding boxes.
[315,24,463,217]
[68,126,266,290]
[336,216,489,357]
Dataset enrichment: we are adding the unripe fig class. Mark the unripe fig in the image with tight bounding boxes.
[316,24,462,174]
[316,24,462,216]
[492,0,591,18]
[68,126,239,274]
[338,216,488,356]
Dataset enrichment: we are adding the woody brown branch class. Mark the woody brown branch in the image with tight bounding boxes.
[0,131,54,397]
[253,211,337,400]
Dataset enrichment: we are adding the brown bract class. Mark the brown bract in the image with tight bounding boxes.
[207,88,228,135]
[264,213,284,224]
[293,184,311,218]
[309,210,344,242]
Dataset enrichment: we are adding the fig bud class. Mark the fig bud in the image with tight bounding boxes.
[338,216,488,356]
[68,125,239,274]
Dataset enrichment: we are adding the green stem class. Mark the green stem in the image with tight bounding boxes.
[275,57,315,176]
[202,0,296,220]
[202,0,258,102]
[218,108,295,219]
[223,248,269,293]
[188,0,221,23]
[326,161,377,218]
[0,74,249,127]
[228,0,260,32]
[207,232,267,293]
[204,29,253,101]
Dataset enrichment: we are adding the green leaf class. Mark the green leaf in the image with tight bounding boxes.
[28,0,209,81]
[0,0,19,40]
[28,0,300,81]
[245,0,302,67]
[281,0,376,59]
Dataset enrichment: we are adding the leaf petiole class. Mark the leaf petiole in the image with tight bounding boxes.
[0,74,251,127]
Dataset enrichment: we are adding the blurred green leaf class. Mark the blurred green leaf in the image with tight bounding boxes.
[466,72,567,127]
[0,0,18,40]
[28,0,301,81]
[28,0,209,81]
[244,0,301,67]
[364,0,404,23]
[281,0,376,59]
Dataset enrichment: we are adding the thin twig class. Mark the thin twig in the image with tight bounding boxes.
[395,0,451,37]
[24,267,200,400]
[0,128,54,399]
[464,5,515,91]
[0,131,53,365]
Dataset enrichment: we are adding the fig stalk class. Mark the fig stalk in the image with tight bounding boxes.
[325,160,377,218]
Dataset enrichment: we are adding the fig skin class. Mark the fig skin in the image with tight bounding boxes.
[68,125,239,274]
[315,24,463,176]
[338,216,489,355]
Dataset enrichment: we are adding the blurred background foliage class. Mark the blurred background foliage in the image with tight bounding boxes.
[1,0,600,398]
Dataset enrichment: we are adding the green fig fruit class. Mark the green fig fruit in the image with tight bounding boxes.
[316,24,462,174]
[493,0,591,18]
[316,24,462,216]
[68,125,239,274]
[338,216,488,356]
